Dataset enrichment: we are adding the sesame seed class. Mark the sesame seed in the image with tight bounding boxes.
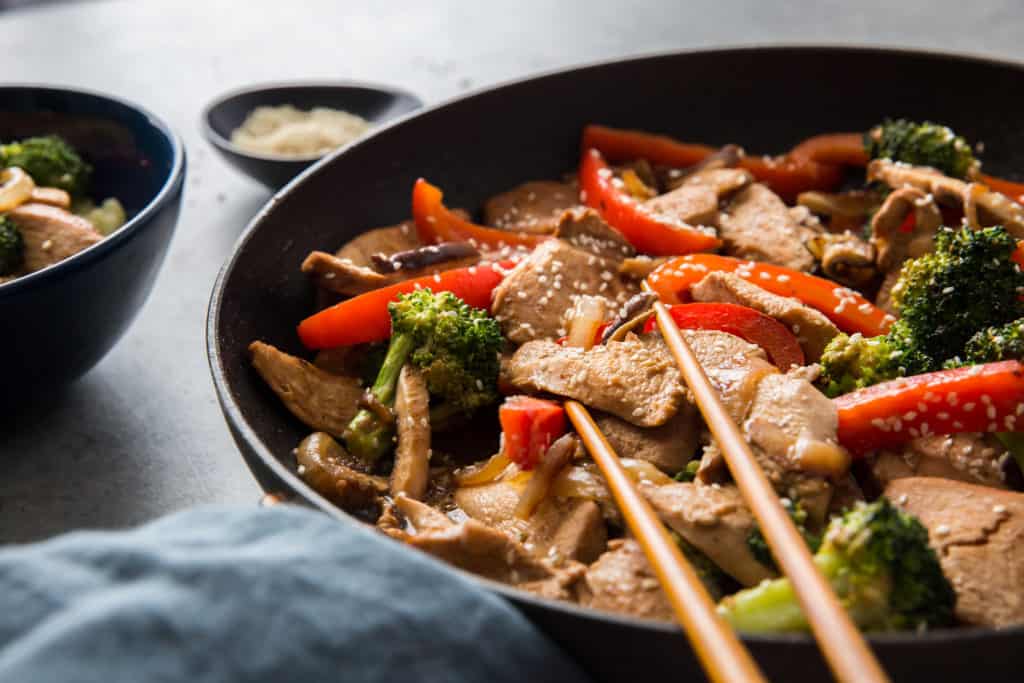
[935,524,951,536]
[993,505,1008,515]
[963,402,975,412]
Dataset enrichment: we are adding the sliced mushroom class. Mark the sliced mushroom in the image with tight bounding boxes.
[391,366,431,500]
[601,292,656,343]
[370,241,479,274]
[295,432,388,510]
[805,232,876,288]
[868,158,1024,238]
[868,186,943,310]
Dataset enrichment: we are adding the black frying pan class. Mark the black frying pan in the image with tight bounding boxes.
[207,47,1024,682]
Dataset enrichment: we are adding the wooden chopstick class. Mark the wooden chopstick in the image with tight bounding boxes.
[644,287,890,683]
[565,400,768,683]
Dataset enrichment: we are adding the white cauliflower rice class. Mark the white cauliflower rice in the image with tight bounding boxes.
[230,105,371,158]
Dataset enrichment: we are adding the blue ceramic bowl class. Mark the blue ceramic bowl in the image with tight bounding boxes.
[202,81,421,189]
[0,85,185,395]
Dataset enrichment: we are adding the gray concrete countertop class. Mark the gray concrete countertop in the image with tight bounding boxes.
[2,0,1022,542]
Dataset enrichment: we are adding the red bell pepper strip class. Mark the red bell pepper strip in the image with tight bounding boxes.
[580,125,844,202]
[788,132,869,167]
[834,360,1024,455]
[499,396,567,470]
[642,302,805,369]
[581,124,716,168]
[647,254,894,337]
[578,148,721,256]
[297,261,515,349]
[979,174,1024,204]
[412,178,550,249]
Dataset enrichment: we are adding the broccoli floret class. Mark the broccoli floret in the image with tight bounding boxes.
[0,216,24,276]
[957,318,1024,365]
[817,327,930,397]
[893,226,1024,364]
[343,289,503,464]
[820,226,1024,396]
[719,499,955,633]
[866,119,977,179]
[0,135,91,196]
[746,499,822,571]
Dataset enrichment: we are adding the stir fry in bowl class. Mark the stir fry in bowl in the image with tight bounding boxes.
[0,135,126,284]
[249,119,1024,633]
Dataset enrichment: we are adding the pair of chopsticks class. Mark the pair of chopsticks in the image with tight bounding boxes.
[565,288,890,683]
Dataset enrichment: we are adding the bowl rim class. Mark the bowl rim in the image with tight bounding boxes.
[200,79,424,163]
[207,44,1024,646]
[0,83,186,297]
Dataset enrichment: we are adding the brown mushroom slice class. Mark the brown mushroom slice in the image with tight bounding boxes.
[370,241,479,273]
[249,341,363,438]
[391,366,431,500]
[868,187,944,311]
[868,158,1024,237]
[805,232,876,289]
[295,432,388,510]
[798,190,879,221]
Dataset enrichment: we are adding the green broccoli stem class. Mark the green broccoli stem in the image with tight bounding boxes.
[718,551,890,632]
[343,333,414,463]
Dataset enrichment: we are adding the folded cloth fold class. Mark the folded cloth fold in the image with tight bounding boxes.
[0,505,591,683]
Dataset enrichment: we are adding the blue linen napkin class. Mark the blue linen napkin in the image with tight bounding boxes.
[0,505,592,683]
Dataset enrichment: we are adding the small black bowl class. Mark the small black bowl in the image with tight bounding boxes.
[202,81,422,189]
[0,85,185,396]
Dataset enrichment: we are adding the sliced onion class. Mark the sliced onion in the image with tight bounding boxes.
[514,434,577,519]
[565,295,607,350]
[0,167,35,212]
[454,451,513,487]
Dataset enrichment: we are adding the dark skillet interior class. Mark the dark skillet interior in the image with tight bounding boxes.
[209,47,1024,682]
[203,82,422,189]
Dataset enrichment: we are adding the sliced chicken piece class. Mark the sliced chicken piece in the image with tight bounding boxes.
[575,539,674,621]
[678,167,753,197]
[29,186,71,209]
[335,221,420,267]
[294,432,387,510]
[302,251,391,295]
[397,512,584,600]
[643,184,719,227]
[593,406,700,474]
[391,366,431,500]
[484,180,579,234]
[687,330,775,425]
[249,341,363,438]
[502,335,684,427]
[454,482,607,564]
[641,481,773,586]
[691,271,840,362]
[553,208,635,261]
[7,202,102,273]
[871,433,1009,491]
[491,239,638,344]
[719,184,817,272]
[887,477,1024,627]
